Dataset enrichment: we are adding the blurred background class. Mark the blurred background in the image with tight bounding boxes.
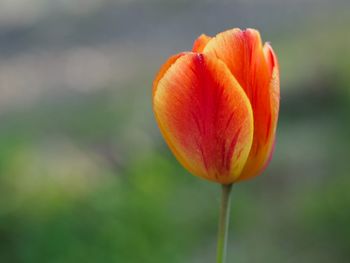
[0,0,349,262]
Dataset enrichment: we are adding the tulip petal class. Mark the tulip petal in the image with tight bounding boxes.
[239,59,279,181]
[203,28,280,181]
[192,34,212,52]
[153,52,254,184]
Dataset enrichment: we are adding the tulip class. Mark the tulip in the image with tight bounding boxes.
[153,28,279,183]
[152,28,280,263]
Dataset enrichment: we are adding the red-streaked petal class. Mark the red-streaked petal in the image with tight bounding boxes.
[238,63,279,181]
[153,52,254,184]
[203,28,280,181]
[192,34,212,52]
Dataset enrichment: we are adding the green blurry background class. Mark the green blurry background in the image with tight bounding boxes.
[0,0,349,262]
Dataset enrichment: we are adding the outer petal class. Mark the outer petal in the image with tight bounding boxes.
[239,47,280,181]
[203,28,280,181]
[192,34,212,52]
[153,52,254,184]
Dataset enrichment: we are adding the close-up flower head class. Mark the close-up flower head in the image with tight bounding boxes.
[153,28,280,184]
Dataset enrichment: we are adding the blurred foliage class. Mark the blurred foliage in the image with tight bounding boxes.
[0,1,350,262]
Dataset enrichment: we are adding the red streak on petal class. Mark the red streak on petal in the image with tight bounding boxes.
[198,142,209,172]
[224,110,236,132]
[225,128,242,171]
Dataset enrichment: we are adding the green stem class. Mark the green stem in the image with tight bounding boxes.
[216,183,233,263]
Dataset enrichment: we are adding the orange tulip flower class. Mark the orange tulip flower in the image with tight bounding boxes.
[153,28,280,184]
